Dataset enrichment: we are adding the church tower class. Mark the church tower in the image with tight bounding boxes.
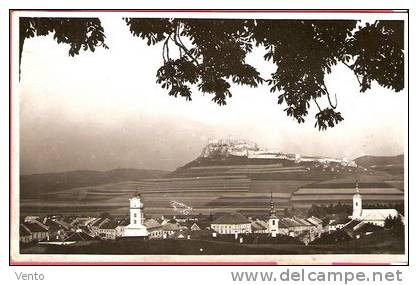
[130,193,145,225]
[352,181,362,220]
[122,193,148,237]
[269,191,276,217]
[268,192,280,235]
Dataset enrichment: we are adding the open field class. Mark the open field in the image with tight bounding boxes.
[20,174,404,216]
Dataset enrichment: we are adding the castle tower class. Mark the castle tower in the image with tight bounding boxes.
[352,181,362,220]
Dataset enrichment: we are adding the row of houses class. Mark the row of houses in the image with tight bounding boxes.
[20,214,214,243]
[21,184,399,244]
[209,212,324,244]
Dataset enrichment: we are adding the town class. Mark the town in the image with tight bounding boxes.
[19,182,404,254]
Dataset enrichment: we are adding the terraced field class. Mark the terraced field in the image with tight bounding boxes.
[20,160,405,217]
[172,163,309,178]
[291,182,404,208]
[20,175,254,216]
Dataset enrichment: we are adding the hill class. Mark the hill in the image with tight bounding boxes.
[354,155,404,176]
[168,155,362,181]
[20,168,169,199]
[354,154,404,168]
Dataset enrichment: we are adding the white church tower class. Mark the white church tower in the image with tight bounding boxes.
[268,192,280,236]
[123,193,148,237]
[352,181,362,220]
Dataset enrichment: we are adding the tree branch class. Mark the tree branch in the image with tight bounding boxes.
[322,85,337,109]
[162,36,170,63]
[342,61,362,86]
[313,97,322,112]
[172,25,200,66]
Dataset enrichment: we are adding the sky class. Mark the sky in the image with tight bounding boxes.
[18,16,407,175]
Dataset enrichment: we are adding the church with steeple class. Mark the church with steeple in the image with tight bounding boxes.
[349,181,401,227]
[352,181,363,220]
[122,193,148,237]
[267,192,280,235]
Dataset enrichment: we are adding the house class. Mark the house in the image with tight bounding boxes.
[179,220,210,231]
[162,223,183,238]
[292,217,316,232]
[351,182,401,227]
[21,221,49,241]
[251,220,269,233]
[89,218,110,236]
[306,216,323,230]
[20,225,32,243]
[292,216,320,242]
[190,222,201,231]
[210,213,251,234]
[191,221,210,231]
[351,222,384,238]
[77,224,92,235]
[277,218,302,237]
[97,220,119,240]
[338,219,383,241]
[71,217,97,228]
[306,216,323,239]
[173,215,188,223]
[115,217,130,237]
[64,230,95,242]
[43,219,71,241]
[144,219,163,239]
[325,218,350,233]
[24,216,40,222]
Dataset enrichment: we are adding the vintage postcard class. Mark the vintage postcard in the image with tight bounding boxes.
[9,9,408,265]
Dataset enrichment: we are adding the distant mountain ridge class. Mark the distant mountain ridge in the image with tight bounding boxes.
[354,154,404,168]
[20,168,169,198]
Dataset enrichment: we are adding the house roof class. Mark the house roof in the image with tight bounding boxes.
[167,218,178,224]
[99,220,119,230]
[354,222,384,233]
[117,217,130,227]
[251,220,268,231]
[190,223,201,229]
[306,216,323,225]
[43,219,61,230]
[278,218,301,228]
[44,219,71,231]
[91,218,108,227]
[162,223,182,231]
[341,219,362,233]
[293,217,315,226]
[144,218,161,229]
[78,225,90,232]
[64,231,95,242]
[360,209,399,221]
[20,224,32,236]
[328,217,350,226]
[197,221,211,229]
[22,221,48,232]
[211,213,250,225]
[55,219,71,230]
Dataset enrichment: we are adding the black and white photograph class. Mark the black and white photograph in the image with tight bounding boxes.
[9,10,408,265]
